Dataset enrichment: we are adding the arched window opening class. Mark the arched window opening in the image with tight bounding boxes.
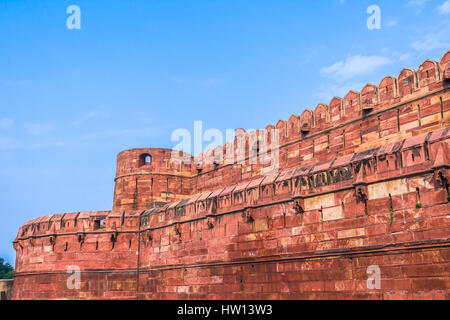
[139,153,152,166]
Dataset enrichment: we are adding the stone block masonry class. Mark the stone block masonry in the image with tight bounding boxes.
[0,280,14,300]
[12,51,450,300]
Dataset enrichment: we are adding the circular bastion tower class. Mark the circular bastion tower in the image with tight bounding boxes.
[113,148,197,211]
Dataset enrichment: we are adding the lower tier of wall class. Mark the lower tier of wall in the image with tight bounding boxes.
[12,242,450,300]
[0,280,14,300]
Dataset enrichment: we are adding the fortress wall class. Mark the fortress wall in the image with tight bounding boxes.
[111,54,449,210]
[12,132,450,299]
[138,131,450,256]
[140,194,449,269]
[0,280,14,300]
[12,51,450,300]
[12,169,450,299]
[136,248,450,300]
[12,247,450,300]
[113,148,196,210]
[12,272,137,300]
[192,88,449,195]
[13,211,141,299]
[187,54,450,196]
[13,211,140,274]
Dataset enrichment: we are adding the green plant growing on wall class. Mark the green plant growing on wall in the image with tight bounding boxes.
[0,258,14,279]
[447,195,450,202]
[389,203,394,225]
[416,202,422,209]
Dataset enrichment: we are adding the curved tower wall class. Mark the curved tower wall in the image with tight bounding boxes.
[113,148,196,210]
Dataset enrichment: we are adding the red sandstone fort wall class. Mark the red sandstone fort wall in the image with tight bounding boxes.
[11,51,450,300]
[113,52,450,212]
[113,148,196,210]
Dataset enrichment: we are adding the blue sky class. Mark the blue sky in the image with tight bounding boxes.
[1,0,449,265]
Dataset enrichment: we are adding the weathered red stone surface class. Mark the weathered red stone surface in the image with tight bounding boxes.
[12,51,450,300]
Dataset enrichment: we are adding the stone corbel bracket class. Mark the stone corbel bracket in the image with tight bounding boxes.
[174,224,181,236]
[110,231,118,243]
[291,196,305,215]
[13,240,23,251]
[140,230,152,242]
[243,208,254,223]
[355,186,368,204]
[77,232,85,244]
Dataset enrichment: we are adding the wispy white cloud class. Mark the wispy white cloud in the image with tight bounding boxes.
[297,47,322,68]
[411,30,450,52]
[317,50,413,102]
[386,20,398,27]
[24,123,53,136]
[321,55,392,81]
[0,118,14,129]
[72,111,97,126]
[438,0,450,14]
[407,0,431,13]
[407,0,431,6]
[392,51,412,61]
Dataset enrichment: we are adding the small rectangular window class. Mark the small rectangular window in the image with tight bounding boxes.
[94,219,105,230]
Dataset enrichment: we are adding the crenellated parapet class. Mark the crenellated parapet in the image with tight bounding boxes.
[190,52,450,185]
[13,210,145,277]
[138,126,449,230]
[108,52,450,211]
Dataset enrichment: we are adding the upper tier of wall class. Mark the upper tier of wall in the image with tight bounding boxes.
[115,148,196,177]
[193,51,450,170]
[111,52,450,211]
[113,148,197,210]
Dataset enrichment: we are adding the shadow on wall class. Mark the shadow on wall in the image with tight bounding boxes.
[0,279,14,300]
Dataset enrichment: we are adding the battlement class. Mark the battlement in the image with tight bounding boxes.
[113,148,197,211]
[14,126,450,244]
[192,51,450,173]
[110,51,450,211]
[12,51,450,300]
